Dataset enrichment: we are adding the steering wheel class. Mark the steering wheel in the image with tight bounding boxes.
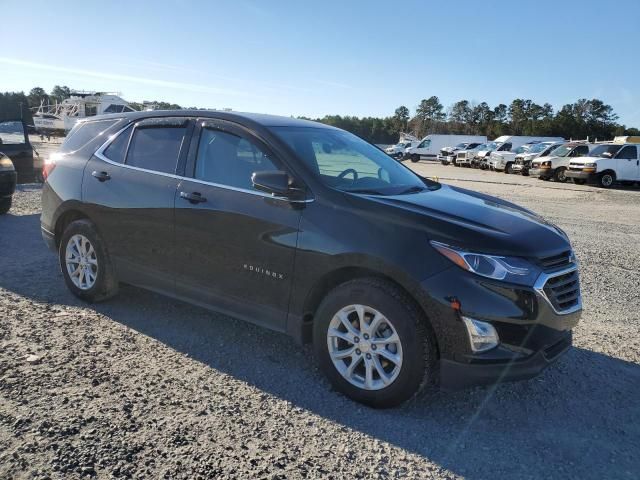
[337,168,358,182]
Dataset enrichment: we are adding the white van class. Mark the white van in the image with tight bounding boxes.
[566,142,640,187]
[406,135,487,162]
[530,142,597,182]
[486,136,564,171]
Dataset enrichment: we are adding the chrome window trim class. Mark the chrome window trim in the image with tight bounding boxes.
[533,263,582,315]
[93,122,314,204]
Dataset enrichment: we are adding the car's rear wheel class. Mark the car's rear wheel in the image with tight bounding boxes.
[313,278,437,408]
[0,197,11,215]
[59,219,118,302]
[410,154,419,163]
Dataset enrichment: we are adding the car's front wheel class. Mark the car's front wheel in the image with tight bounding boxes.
[0,197,11,215]
[313,278,437,408]
[598,171,615,188]
[59,219,118,302]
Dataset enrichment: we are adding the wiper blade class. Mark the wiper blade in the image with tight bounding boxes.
[344,188,386,195]
[399,186,426,194]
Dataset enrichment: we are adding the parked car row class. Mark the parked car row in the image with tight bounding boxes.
[397,132,640,188]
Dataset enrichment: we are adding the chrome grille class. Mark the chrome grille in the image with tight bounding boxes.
[542,270,580,312]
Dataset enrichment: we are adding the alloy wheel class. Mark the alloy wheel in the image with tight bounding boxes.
[327,304,403,390]
[65,234,98,290]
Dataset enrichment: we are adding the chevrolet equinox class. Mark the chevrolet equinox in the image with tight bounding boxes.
[41,111,582,407]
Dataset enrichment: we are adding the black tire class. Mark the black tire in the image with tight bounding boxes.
[572,179,586,185]
[410,154,419,163]
[598,171,615,188]
[521,169,529,176]
[541,176,550,181]
[59,219,119,302]
[554,167,568,183]
[505,162,514,174]
[313,277,437,408]
[0,197,11,215]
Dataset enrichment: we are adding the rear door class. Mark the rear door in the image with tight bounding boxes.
[173,119,303,331]
[83,117,193,292]
[614,145,638,180]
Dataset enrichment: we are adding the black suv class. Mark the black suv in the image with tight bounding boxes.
[41,111,582,407]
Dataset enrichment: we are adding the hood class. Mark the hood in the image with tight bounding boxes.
[570,155,605,164]
[355,184,569,259]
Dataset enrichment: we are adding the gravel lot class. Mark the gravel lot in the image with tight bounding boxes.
[1,160,639,479]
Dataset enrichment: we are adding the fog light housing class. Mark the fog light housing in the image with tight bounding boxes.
[462,316,499,352]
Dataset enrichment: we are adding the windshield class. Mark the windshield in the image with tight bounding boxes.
[589,144,622,158]
[0,120,27,145]
[529,143,550,154]
[273,127,436,195]
[549,145,573,157]
[514,145,529,154]
[484,141,501,151]
[454,143,467,148]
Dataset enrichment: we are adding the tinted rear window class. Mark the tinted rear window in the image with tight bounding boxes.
[125,126,186,174]
[62,119,119,153]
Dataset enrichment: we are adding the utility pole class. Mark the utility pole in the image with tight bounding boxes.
[18,102,23,119]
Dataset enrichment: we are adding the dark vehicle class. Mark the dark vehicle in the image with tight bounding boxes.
[0,153,17,214]
[0,119,38,183]
[41,111,582,407]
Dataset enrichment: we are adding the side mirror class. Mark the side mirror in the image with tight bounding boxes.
[252,170,291,196]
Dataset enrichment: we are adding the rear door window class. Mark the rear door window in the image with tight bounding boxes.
[126,125,187,174]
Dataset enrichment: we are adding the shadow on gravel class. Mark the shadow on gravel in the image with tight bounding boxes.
[1,212,639,479]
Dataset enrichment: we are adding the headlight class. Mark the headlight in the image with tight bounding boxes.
[583,163,596,168]
[430,241,541,286]
[541,161,551,167]
[0,156,15,172]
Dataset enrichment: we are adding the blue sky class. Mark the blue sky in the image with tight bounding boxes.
[2,0,639,126]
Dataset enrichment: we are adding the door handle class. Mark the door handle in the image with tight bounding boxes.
[92,171,111,182]
[180,191,207,204]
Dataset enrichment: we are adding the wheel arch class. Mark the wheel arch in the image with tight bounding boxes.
[297,266,439,356]
[53,205,95,248]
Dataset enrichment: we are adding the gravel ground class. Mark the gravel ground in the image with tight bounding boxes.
[1,162,639,479]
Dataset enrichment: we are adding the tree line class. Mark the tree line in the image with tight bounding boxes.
[2,87,637,143]
[312,96,639,144]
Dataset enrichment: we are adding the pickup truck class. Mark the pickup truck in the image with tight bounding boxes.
[438,142,483,165]
[512,142,564,175]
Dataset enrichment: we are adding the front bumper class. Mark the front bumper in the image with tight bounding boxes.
[565,171,596,182]
[529,167,553,178]
[419,264,581,390]
[0,170,17,198]
[440,331,572,389]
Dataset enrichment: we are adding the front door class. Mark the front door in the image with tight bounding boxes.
[82,117,193,292]
[173,119,303,331]
[615,145,639,180]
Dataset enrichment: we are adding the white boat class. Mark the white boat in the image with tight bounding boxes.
[32,91,136,134]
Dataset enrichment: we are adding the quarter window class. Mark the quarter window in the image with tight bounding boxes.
[616,146,637,160]
[102,126,132,163]
[126,126,186,174]
[62,119,119,153]
[195,128,278,189]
